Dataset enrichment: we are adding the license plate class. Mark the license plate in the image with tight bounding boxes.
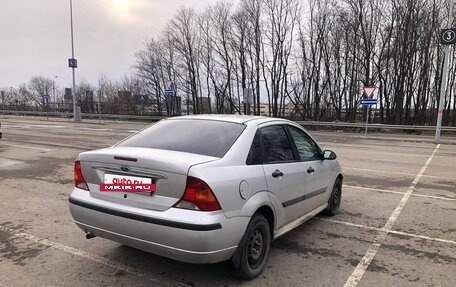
[101,174,156,192]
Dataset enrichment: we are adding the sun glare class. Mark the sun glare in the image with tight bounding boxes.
[109,0,140,24]
[114,0,129,7]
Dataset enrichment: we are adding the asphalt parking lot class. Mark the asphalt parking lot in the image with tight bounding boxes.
[0,116,455,287]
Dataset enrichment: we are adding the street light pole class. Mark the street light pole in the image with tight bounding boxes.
[70,0,81,121]
[436,0,454,143]
[53,75,58,111]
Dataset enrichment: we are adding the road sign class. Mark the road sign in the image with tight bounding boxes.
[68,58,78,68]
[360,86,378,137]
[164,89,174,96]
[363,86,377,99]
[360,99,377,106]
[135,94,148,102]
[64,88,73,101]
[440,28,456,45]
[165,81,174,89]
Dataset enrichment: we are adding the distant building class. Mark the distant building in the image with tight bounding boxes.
[257,102,297,117]
[259,103,269,116]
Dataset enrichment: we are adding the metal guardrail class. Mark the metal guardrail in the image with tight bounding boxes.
[1,109,455,131]
[297,121,456,132]
[0,110,164,121]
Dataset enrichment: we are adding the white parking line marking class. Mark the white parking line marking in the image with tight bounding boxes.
[4,124,68,129]
[343,144,440,287]
[319,218,456,246]
[1,143,54,152]
[344,167,448,180]
[5,123,139,133]
[77,127,112,131]
[344,185,456,202]
[0,225,184,287]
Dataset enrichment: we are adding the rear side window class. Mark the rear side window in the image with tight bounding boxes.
[117,120,245,158]
[246,131,262,165]
[261,125,295,163]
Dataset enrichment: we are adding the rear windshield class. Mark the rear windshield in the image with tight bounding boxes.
[117,119,246,158]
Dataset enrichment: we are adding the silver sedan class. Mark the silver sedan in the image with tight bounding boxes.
[69,115,343,279]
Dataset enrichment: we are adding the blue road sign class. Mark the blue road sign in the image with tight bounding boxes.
[164,89,174,96]
[165,89,174,96]
[43,94,51,102]
[360,99,377,106]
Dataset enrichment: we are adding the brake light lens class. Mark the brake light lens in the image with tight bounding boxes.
[174,177,221,211]
[74,161,89,191]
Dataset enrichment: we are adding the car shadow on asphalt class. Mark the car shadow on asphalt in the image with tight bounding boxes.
[110,244,242,286]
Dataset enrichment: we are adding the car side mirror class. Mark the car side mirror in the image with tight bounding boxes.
[323,150,337,160]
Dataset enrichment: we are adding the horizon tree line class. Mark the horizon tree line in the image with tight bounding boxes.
[2,0,456,126]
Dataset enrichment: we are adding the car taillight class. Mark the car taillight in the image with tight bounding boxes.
[174,177,221,212]
[74,161,89,191]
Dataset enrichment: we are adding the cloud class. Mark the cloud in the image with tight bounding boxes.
[0,0,220,88]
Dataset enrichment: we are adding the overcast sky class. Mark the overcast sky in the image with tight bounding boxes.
[0,0,222,89]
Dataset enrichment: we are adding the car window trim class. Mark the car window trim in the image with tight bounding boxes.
[283,125,301,161]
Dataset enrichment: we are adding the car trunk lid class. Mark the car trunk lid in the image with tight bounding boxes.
[78,147,218,211]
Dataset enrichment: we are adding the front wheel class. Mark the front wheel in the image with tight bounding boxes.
[324,177,342,216]
[232,214,271,279]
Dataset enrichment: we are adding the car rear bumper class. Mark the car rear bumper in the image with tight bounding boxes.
[69,188,249,264]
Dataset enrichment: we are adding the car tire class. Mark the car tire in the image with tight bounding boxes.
[324,178,342,216]
[232,213,271,280]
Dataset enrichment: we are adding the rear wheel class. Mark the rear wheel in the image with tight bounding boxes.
[232,214,271,279]
[324,178,342,216]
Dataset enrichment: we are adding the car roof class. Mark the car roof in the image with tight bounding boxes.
[168,114,288,125]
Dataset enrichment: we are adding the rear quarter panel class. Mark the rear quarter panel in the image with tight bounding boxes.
[188,164,269,218]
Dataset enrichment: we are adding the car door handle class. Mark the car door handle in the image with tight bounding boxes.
[307,167,315,174]
[272,169,284,178]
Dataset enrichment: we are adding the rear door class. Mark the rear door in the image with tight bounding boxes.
[260,125,307,225]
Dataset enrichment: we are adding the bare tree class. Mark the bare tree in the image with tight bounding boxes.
[28,76,54,109]
[262,0,301,117]
[129,0,454,126]
[167,7,201,114]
